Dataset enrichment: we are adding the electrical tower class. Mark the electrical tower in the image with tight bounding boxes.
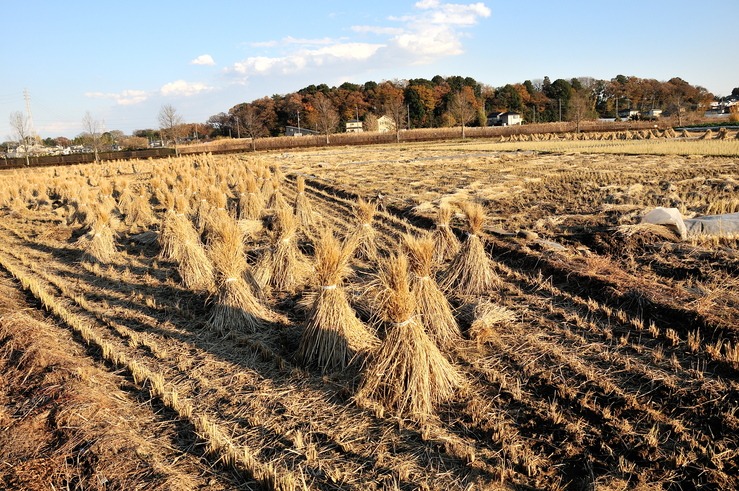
[23,88,38,139]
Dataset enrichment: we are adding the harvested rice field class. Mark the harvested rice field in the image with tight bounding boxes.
[0,136,737,490]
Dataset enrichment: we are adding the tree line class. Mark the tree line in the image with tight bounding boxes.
[7,75,735,157]
[201,74,723,140]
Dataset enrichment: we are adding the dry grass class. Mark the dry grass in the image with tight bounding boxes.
[469,299,517,344]
[207,211,283,334]
[77,208,117,264]
[294,175,317,232]
[349,197,379,262]
[431,203,461,263]
[254,207,311,293]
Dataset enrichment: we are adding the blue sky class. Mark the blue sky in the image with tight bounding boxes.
[2,0,737,140]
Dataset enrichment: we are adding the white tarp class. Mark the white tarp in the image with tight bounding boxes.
[641,208,739,240]
[641,207,687,240]
[685,213,739,237]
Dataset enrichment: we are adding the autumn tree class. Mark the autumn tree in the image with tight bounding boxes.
[406,80,437,128]
[81,111,104,162]
[568,89,595,133]
[9,111,32,166]
[230,101,271,150]
[312,92,339,144]
[377,82,407,143]
[158,104,184,155]
[446,88,478,138]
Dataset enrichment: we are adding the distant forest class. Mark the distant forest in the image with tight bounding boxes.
[187,74,730,140]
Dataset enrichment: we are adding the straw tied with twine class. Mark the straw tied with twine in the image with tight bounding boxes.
[356,253,464,420]
[297,230,378,373]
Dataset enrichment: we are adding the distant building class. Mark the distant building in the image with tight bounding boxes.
[644,109,662,119]
[285,126,319,137]
[345,119,363,133]
[488,111,522,126]
[377,115,396,133]
[618,109,640,120]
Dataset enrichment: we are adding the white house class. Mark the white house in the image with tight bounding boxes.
[488,111,522,126]
[377,115,396,133]
[345,119,363,133]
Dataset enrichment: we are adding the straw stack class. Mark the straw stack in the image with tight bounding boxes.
[431,203,461,264]
[207,212,283,334]
[349,198,379,263]
[356,253,464,419]
[403,234,461,349]
[441,202,501,297]
[297,229,378,373]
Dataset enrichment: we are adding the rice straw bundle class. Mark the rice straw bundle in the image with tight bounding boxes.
[349,198,379,262]
[403,234,461,349]
[254,208,311,293]
[237,172,265,220]
[267,177,289,212]
[170,213,215,292]
[158,193,190,261]
[66,199,90,227]
[96,182,117,214]
[294,175,317,231]
[441,202,501,297]
[431,204,461,263]
[356,253,464,419]
[122,192,156,229]
[469,299,516,345]
[207,213,282,334]
[115,181,135,211]
[297,229,378,373]
[78,208,117,264]
[259,166,274,196]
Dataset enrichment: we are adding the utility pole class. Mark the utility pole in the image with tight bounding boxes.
[297,111,301,135]
[407,104,411,129]
[558,98,562,122]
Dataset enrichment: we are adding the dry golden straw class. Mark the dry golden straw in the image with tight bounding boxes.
[77,208,117,264]
[294,175,317,231]
[254,207,311,293]
[349,198,379,263]
[441,202,501,296]
[356,253,464,420]
[169,213,215,292]
[403,233,461,349]
[469,299,516,345]
[206,212,282,334]
[431,203,461,263]
[237,172,264,220]
[297,229,377,373]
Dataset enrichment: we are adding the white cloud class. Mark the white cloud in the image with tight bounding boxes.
[160,80,213,97]
[228,1,490,78]
[190,54,215,66]
[84,89,149,105]
[229,42,384,76]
